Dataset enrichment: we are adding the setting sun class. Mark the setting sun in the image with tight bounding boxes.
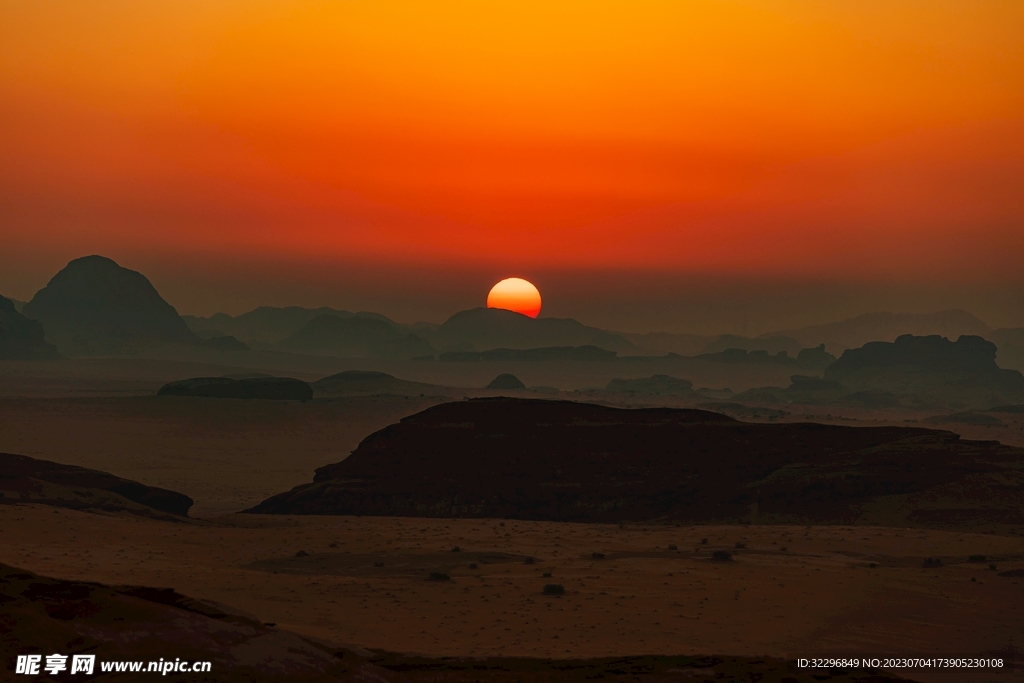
[486,278,542,318]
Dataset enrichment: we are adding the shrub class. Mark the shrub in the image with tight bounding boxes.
[542,572,552,577]
[968,554,986,563]
[711,550,732,562]
[428,572,451,581]
[451,546,462,553]
[468,563,478,569]
[373,562,384,568]
[524,556,535,565]
[591,552,606,560]
[294,550,309,557]
[667,544,678,551]
[922,558,943,568]
[701,538,708,545]
[734,542,746,549]
[543,584,565,595]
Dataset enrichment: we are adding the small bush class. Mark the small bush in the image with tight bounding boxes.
[373,562,384,568]
[667,544,678,551]
[968,554,986,563]
[468,563,478,570]
[711,550,732,562]
[542,572,552,577]
[451,546,462,553]
[294,550,309,557]
[700,538,708,545]
[734,542,746,549]
[989,564,997,571]
[591,552,606,560]
[922,558,943,568]
[869,563,878,568]
[543,584,565,595]
[428,572,451,581]
[524,556,535,565]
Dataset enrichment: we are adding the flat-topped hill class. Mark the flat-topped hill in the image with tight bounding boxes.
[247,398,1024,529]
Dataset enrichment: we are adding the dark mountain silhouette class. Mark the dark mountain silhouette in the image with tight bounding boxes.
[183,306,400,346]
[765,309,991,353]
[277,314,433,359]
[440,345,617,362]
[246,398,1023,529]
[605,375,695,396]
[702,334,802,356]
[197,335,250,351]
[9,297,27,313]
[22,255,198,356]
[694,348,798,366]
[3,562,887,683]
[0,452,193,518]
[313,370,449,396]
[157,376,313,400]
[824,334,1024,407]
[426,308,635,353]
[486,373,526,390]
[618,331,715,356]
[0,295,60,360]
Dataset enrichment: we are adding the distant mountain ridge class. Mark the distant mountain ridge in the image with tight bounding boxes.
[183,306,400,346]
[764,309,992,353]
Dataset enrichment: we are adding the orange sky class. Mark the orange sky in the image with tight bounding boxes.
[1,1,1023,284]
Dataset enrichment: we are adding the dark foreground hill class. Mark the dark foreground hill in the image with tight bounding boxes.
[2,564,901,683]
[247,398,1024,530]
[0,296,60,360]
[0,453,193,518]
[21,256,198,356]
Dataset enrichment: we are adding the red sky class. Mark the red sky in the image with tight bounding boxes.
[1,1,1022,327]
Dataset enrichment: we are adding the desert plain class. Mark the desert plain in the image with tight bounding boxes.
[2,357,1023,683]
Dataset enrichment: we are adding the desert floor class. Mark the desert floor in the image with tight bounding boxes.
[2,359,1023,682]
[1,506,1021,683]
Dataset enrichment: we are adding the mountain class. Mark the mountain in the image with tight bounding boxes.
[277,314,433,359]
[0,295,60,360]
[617,331,713,356]
[9,297,27,313]
[0,452,193,518]
[702,334,802,356]
[426,307,636,353]
[440,345,617,362]
[824,334,1024,408]
[183,306,400,346]
[313,370,449,396]
[246,398,1023,530]
[486,373,526,390]
[766,309,992,353]
[21,255,198,356]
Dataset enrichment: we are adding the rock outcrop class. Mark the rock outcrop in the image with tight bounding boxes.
[0,453,193,518]
[246,398,1023,530]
